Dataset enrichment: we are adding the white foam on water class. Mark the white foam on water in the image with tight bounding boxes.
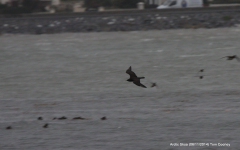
[208,36,227,39]
[146,50,163,53]
[107,22,115,25]
[140,39,154,42]
[156,50,164,52]
[35,43,52,46]
[179,54,206,58]
[211,47,236,50]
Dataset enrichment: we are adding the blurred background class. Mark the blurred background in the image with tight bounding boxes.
[0,0,239,14]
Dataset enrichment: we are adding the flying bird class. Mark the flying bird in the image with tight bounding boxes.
[220,55,240,62]
[126,66,147,88]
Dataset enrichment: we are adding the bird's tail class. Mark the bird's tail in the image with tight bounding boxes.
[236,56,240,62]
[138,77,145,79]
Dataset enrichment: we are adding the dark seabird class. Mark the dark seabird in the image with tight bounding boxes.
[196,69,204,75]
[101,116,107,120]
[43,123,48,128]
[72,117,86,120]
[58,116,67,120]
[53,117,57,120]
[194,75,204,79]
[38,117,43,120]
[221,55,240,61]
[126,66,147,88]
[196,69,204,78]
[6,126,12,130]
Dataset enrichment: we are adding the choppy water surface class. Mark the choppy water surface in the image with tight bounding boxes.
[0,28,240,149]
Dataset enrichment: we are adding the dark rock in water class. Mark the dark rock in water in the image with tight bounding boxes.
[53,117,57,120]
[45,28,55,34]
[6,126,12,130]
[38,117,43,120]
[43,123,48,128]
[35,27,43,35]
[101,116,107,120]
[35,30,43,35]
[143,19,152,24]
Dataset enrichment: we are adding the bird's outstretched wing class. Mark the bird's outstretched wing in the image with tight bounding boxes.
[220,56,228,59]
[133,80,147,88]
[126,66,138,78]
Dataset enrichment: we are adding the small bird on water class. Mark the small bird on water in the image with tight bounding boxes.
[196,69,204,75]
[195,69,204,79]
[126,66,147,88]
[6,126,12,130]
[72,117,86,120]
[220,55,240,62]
[38,117,43,120]
[43,123,48,128]
[101,116,107,120]
[58,116,67,120]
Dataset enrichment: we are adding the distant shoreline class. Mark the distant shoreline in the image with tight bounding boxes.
[0,6,240,34]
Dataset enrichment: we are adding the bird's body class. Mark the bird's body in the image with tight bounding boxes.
[195,69,204,79]
[72,117,86,120]
[38,117,43,120]
[126,66,146,88]
[58,116,67,120]
[221,55,240,61]
[151,83,157,87]
[101,116,107,120]
[43,123,48,128]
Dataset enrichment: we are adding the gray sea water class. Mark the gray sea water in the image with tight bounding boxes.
[0,27,240,150]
